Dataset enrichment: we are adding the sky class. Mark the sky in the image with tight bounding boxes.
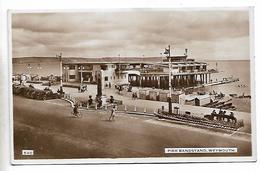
[12,9,250,60]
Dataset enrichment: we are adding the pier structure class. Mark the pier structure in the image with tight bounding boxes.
[12,49,217,90]
[127,50,216,89]
[128,64,214,89]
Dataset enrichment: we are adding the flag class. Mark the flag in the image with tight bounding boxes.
[164,48,170,54]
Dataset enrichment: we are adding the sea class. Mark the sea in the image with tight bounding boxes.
[200,60,252,113]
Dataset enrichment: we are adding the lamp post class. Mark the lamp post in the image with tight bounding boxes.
[56,53,63,93]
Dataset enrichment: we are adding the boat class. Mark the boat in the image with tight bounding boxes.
[154,110,244,131]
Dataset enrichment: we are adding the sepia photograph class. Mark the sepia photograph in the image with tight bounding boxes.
[10,8,256,163]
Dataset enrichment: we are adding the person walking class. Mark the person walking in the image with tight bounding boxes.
[73,103,80,117]
[88,95,93,106]
[109,105,116,121]
[132,92,135,100]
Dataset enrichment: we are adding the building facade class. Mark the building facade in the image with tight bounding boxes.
[13,55,216,90]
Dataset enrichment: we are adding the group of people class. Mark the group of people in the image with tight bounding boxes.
[211,109,235,118]
[72,97,117,121]
[78,85,88,93]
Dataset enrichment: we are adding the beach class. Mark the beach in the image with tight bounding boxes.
[198,60,251,113]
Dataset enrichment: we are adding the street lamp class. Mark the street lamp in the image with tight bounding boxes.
[56,53,63,94]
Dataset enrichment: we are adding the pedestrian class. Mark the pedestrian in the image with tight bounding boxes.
[98,97,102,108]
[73,103,79,117]
[109,96,114,104]
[109,105,116,121]
[88,95,93,106]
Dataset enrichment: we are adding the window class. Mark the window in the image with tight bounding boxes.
[104,76,108,81]
[69,65,75,70]
[111,65,115,68]
[69,75,76,79]
[101,65,108,70]
[84,65,93,70]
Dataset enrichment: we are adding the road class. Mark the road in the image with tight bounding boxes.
[13,95,252,160]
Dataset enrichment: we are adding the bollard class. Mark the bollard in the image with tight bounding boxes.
[144,107,147,113]
[124,105,127,112]
[95,103,98,110]
[134,106,137,112]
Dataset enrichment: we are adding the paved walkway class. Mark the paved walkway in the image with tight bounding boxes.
[13,95,252,159]
[102,88,251,134]
[16,81,251,133]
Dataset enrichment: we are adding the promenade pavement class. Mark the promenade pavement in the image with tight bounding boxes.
[13,95,252,159]
[16,81,251,134]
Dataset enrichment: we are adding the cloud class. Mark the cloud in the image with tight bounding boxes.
[12,9,250,60]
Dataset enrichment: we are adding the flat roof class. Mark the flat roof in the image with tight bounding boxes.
[13,57,159,65]
[140,71,212,76]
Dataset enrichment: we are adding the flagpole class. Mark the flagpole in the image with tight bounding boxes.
[168,45,171,96]
[163,45,172,115]
[168,45,172,115]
